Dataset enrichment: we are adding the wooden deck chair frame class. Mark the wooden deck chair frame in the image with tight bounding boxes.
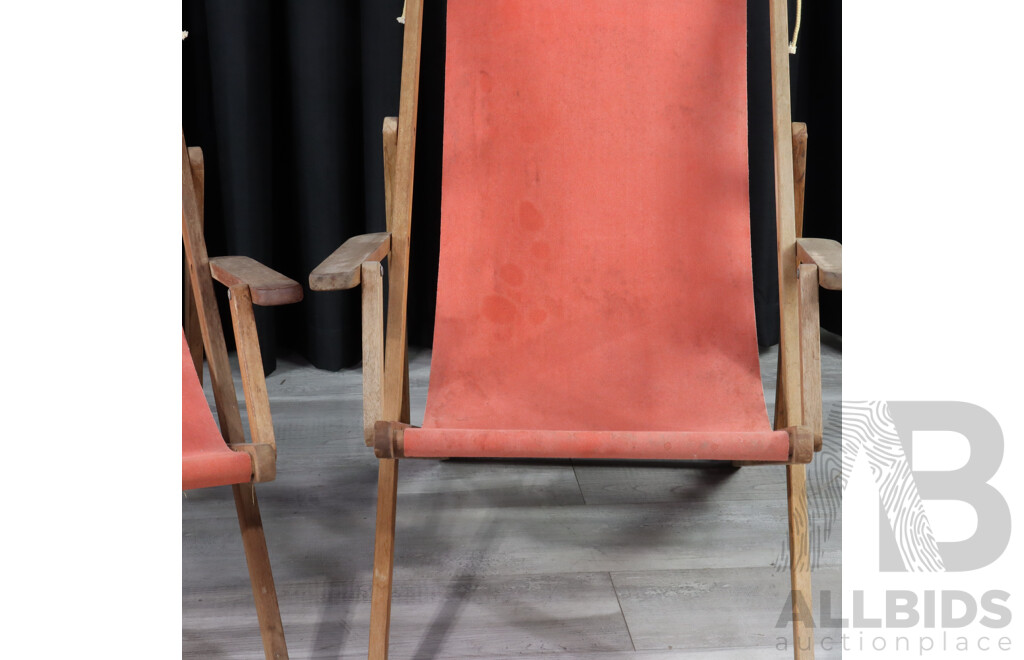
[183,134,303,660]
[310,2,842,658]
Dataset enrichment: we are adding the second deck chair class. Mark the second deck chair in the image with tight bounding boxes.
[182,135,303,660]
[311,1,841,658]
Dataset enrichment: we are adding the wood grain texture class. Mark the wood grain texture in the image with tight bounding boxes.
[185,464,842,591]
[228,285,277,451]
[380,115,411,426]
[185,146,206,381]
[309,233,391,292]
[233,483,289,659]
[185,134,288,660]
[228,443,276,483]
[774,120,810,433]
[188,495,793,582]
[183,0,849,645]
[211,257,304,306]
[373,421,407,459]
[364,572,635,658]
[369,458,400,660]
[401,347,411,426]
[612,565,840,652]
[573,460,785,505]
[381,0,423,426]
[786,463,814,659]
[370,3,424,656]
[185,572,635,659]
[184,340,842,658]
[792,122,808,238]
[787,426,813,464]
[769,0,802,438]
[182,134,246,447]
[361,262,385,446]
[767,10,815,651]
[796,238,842,291]
[773,365,788,430]
[798,265,823,451]
[382,117,398,234]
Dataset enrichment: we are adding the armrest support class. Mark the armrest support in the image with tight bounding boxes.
[225,285,278,478]
[210,256,304,305]
[309,232,391,291]
[797,264,823,451]
[796,238,842,290]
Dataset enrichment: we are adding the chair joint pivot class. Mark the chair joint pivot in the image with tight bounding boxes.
[374,421,411,459]
[785,426,814,464]
[228,443,277,482]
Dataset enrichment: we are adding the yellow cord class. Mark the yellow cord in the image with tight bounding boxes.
[398,1,406,25]
[788,0,803,54]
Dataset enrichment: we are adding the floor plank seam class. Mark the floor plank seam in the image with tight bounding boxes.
[188,341,842,658]
[608,572,637,652]
[571,460,589,505]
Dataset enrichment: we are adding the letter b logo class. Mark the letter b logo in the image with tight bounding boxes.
[844,402,1010,572]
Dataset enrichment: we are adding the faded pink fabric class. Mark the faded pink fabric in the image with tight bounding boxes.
[181,331,252,490]
[405,0,788,461]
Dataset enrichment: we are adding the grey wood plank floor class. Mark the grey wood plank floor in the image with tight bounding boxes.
[184,332,842,659]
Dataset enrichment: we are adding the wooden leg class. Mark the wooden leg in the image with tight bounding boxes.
[370,2,420,653]
[368,459,399,660]
[233,483,288,660]
[787,464,814,659]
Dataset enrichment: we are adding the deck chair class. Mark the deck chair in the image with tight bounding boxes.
[182,135,302,660]
[310,2,841,658]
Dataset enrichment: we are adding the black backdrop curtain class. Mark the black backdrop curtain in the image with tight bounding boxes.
[182,0,840,372]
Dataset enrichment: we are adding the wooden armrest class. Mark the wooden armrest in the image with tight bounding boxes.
[209,256,304,306]
[309,232,391,291]
[796,238,842,291]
